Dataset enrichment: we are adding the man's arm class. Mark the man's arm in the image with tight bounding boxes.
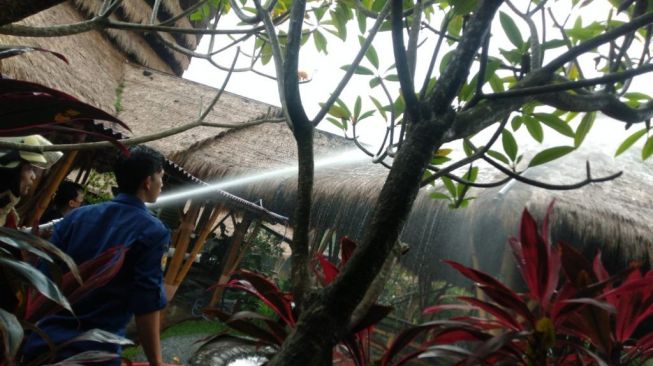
[135,310,163,366]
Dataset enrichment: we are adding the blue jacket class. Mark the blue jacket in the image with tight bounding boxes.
[22,194,170,363]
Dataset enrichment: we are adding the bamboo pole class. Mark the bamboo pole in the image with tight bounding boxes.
[163,201,200,300]
[173,205,224,286]
[25,150,79,227]
[209,215,253,307]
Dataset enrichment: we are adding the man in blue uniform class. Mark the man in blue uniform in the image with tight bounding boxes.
[21,145,170,366]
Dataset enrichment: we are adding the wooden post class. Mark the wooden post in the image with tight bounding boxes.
[173,205,224,286]
[24,150,79,227]
[163,201,200,300]
[209,215,254,307]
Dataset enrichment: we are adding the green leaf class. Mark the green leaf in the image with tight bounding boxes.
[0,308,23,358]
[358,36,379,69]
[643,136,653,160]
[354,96,361,120]
[615,128,647,156]
[385,74,400,82]
[328,105,350,119]
[313,30,327,54]
[462,139,474,156]
[511,115,523,131]
[450,0,478,15]
[326,117,344,129]
[430,192,451,200]
[541,39,567,50]
[528,146,575,167]
[439,51,456,74]
[462,166,479,182]
[366,46,380,69]
[358,110,375,122]
[370,96,387,119]
[0,257,72,312]
[369,77,381,88]
[340,64,374,75]
[523,116,544,142]
[499,11,524,49]
[357,11,366,34]
[314,5,327,21]
[534,113,574,137]
[487,150,510,165]
[441,176,457,197]
[501,129,518,161]
[625,92,651,101]
[431,156,451,165]
[574,112,595,147]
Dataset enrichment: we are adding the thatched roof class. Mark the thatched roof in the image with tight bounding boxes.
[0,2,125,113]
[116,63,284,162]
[72,0,196,75]
[192,128,653,275]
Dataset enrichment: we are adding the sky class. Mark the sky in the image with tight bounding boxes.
[182,1,648,161]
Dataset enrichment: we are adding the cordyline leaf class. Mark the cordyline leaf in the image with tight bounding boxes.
[0,308,23,359]
[0,257,72,313]
[466,331,522,366]
[201,308,284,345]
[340,236,356,266]
[60,329,133,348]
[226,270,294,326]
[429,327,491,344]
[0,45,68,63]
[46,351,120,366]
[457,296,523,331]
[0,79,129,133]
[45,124,129,156]
[380,320,471,366]
[423,303,475,315]
[0,227,80,284]
[314,254,339,285]
[516,208,553,308]
[26,245,128,321]
[226,311,286,345]
[444,260,534,325]
[419,344,472,362]
[559,242,597,286]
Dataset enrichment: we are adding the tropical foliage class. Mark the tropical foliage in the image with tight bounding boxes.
[203,238,392,365]
[381,203,653,366]
[0,47,134,364]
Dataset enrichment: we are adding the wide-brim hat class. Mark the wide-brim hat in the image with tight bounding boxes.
[0,135,63,169]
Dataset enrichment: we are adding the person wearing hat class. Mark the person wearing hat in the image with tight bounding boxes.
[0,134,63,228]
[0,135,62,321]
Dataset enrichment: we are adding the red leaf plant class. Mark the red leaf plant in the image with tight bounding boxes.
[203,237,392,366]
[382,203,653,366]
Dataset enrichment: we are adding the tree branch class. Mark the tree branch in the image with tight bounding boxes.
[391,0,420,122]
[311,2,390,127]
[483,156,623,190]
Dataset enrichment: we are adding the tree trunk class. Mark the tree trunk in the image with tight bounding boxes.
[268,113,454,365]
[289,121,313,310]
[0,0,65,26]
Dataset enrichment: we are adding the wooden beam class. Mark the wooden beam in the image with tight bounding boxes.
[163,200,200,300]
[209,214,254,307]
[173,204,224,286]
